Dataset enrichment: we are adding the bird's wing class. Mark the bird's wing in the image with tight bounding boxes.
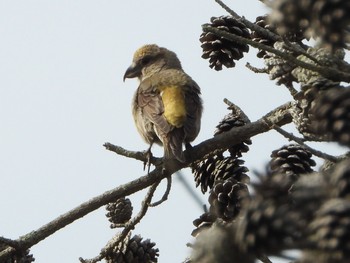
[137,80,173,136]
[138,79,186,161]
[183,80,203,143]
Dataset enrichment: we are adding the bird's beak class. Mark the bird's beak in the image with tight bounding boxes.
[123,62,141,82]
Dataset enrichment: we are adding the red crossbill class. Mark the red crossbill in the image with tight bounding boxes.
[124,44,203,162]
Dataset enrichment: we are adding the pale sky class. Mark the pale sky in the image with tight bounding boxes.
[0,1,346,262]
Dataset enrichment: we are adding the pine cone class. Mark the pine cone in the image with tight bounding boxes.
[190,223,255,263]
[306,198,350,262]
[253,172,295,202]
[252,15,278,59]
[269,0,314,37]
[311,0,350,50]
[235,198,303,254]
[270,0,350,50]
[193,156,249,194]
[213,158,250,184]
[214,112,252,158]
[252,15,306,59]
[326,159,350,199]
[200,16,250,71]
[106,197,133,228]
[208,178,249,221]
[192,105,250,193]
[192,154,223,193]
[310,87,350,147]
[191,211,217,237]
[105,235,159,263]
[291,79,339,140]
[269,144,316,180]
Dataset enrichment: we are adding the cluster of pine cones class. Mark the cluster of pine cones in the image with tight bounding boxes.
[192,1,350,261]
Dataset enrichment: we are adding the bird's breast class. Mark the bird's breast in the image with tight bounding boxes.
[159,86,186,128]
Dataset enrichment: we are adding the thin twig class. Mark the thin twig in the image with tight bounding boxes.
[245,62,268,74]
[285,83,299,99]
[214,0,239,18]
[103,143,162,167]
[149,176,172,207]
[273,125,339,162]
[79,180,161,263]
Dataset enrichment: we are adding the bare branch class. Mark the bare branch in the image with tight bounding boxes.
[214,0,240,18]
[149,176,172,207]
[103,142,162,167]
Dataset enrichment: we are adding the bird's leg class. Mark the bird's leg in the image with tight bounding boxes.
[143,143,153,174]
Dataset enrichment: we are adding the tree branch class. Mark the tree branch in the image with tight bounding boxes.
[149,176,172,207]
[0,102,293,261]
[202,25,350,83]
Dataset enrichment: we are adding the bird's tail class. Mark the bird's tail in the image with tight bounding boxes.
[164,130,186,162]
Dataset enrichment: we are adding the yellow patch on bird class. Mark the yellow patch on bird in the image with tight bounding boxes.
[160,86,186,128]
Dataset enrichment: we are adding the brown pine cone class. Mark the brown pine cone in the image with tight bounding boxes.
[200,16,250,70]
[208,177,249,221]
[326,159,350,199]
[105,234,159,263]
[214,112,252,158]
[305,198,350,262]
[235,197,303,255]
[269,0,314,37]
[252,15,306,59]
[191,211,217,237]
[269,144,316,180]
[106,197,133,228]
[311,0,350,50]
[192,154,224,194]
[310,87,350,147]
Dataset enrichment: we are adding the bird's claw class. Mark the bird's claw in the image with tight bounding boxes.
[143,148,153,174]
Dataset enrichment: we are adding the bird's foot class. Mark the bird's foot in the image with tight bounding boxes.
[143,148,153,174]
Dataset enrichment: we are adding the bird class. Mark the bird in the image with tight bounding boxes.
[123,44,203,164]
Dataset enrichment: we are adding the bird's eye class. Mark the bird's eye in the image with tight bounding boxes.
[140,56,151,66]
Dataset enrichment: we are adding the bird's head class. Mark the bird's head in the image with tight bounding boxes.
[123,44,182,82]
